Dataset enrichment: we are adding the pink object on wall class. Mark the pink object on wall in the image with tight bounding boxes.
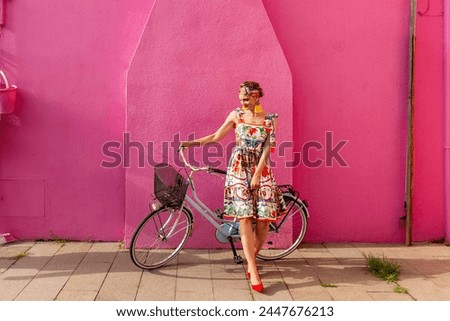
[126,0,292,247]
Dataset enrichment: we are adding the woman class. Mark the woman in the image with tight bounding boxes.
[180,81,286,293]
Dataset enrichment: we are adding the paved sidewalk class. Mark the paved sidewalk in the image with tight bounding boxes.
[0,241,449,301]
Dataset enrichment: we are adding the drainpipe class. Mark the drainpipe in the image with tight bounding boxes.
[405,0,417,246]
[444,0,450,244]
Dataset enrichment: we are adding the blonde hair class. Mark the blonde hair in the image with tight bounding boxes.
[239,81,264,98]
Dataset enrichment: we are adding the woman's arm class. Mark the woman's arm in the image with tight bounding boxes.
[180,110,236,148]
[250,134,270,189]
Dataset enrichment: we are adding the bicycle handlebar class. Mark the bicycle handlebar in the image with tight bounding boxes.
[178,147,227,175]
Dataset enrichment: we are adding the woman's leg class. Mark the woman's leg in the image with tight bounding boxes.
[239,217,261,285]
[254,220,270,256]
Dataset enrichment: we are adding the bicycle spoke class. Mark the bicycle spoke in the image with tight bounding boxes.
[130,207,193,269]
[257,194,308,260]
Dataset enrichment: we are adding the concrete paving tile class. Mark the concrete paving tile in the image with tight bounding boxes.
[302,243,328,249]
[136,271,176,301]
[176,277,213,294]
[0,241,448,301]
[0,257,16,274]
[314,266,379,286]
[398,278,450,300]
[177,250,210,266]
[395,259,422,277]
[407,259,450,277]
[303,257,340,266]
[364,282,399,293]
[0,242,62,300]
[430,274,450,288]
[62,262,112,291]
[251,282,293,301]
[176,291,214,301]
[213,288,252,301]
[282,275,321,290]
[368,292,414,301]
[324,243,365,260]
[300,244,335,259]
[56,290,98,301]
[81,242,119,263]
[325,286,374,301]
[289,286,333,301]
[15,242,92,300]
[211,267,246,280]
[0,242,35,259]
[408,244,450,258]
[274,257,308,268]
[212,277,249,291]
[96,251,143,301]
[14,271,73,300]
[284,248,307,259]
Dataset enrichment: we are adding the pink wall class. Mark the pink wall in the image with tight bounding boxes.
[125,0,293,247]
[0,0,447,244]
[0,0,153,240]
[412,0,445,241]
[263,0,410,242]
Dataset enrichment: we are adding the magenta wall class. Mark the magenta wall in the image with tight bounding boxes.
[0,0,154,240]
[0,0,447,244]
[264,0,410,242]
[412,0,445,241]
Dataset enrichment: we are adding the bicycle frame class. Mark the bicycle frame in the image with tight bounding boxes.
[178,148,240,241]
[182,172,241,241]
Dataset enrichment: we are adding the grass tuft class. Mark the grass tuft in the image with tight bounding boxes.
[320,283,338,288]
[364,253,400,282]
[394,285,408,294]
[11,251,29,260]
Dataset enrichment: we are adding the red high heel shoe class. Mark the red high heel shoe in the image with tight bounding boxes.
[246,272,250,279]
[251,281,264,293]
[250,273,264,293]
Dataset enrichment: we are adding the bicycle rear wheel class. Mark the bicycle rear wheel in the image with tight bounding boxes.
[257,193,308,260]
[130,206,193,269]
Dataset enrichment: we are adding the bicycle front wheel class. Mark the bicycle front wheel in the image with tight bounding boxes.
[130,206,193,269]
[257,193,309,260]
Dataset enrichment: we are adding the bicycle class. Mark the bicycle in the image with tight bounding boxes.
[129,147,310,270]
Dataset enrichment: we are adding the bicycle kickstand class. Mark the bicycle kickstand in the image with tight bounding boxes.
[227,236,243,264]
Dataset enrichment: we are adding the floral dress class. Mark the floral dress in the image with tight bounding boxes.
[223,108,287,221]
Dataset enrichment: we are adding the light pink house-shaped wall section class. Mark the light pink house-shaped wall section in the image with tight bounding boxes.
[126,0,293,247]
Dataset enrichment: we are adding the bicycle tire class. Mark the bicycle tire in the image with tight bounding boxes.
[130,206,194,270]
[256,193,309,260]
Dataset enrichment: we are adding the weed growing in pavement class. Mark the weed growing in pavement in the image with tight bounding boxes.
[320,283,338,288]
[11,251,28,260]
[394,285,408,294]
[364,253,414,296]
[364,254,400,282]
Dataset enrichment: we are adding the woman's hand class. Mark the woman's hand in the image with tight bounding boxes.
[180,141,192,148]
[250,173,261,190]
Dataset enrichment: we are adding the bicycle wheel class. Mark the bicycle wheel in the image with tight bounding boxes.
[257,193,308,260]
[130,206,193,269]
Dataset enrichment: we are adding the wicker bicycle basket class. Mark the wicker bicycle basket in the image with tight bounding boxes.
[154,164,188,208]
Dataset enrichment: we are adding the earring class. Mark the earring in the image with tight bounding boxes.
[255,102,263,113]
